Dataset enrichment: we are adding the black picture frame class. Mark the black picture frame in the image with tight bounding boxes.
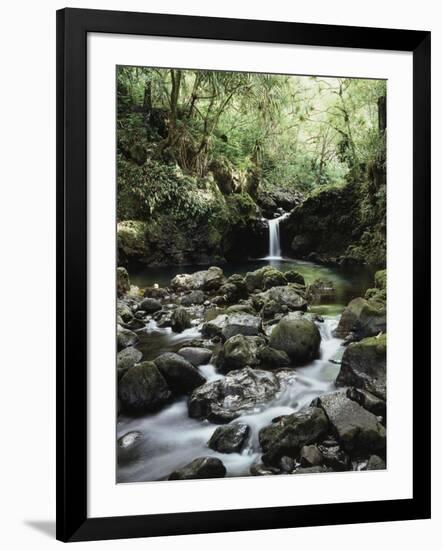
[56,7,431,542]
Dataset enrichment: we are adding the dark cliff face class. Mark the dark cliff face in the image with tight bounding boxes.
[280,177,386,268]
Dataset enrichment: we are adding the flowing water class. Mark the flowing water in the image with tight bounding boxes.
[118,254,373,483]
[263,212,290,260]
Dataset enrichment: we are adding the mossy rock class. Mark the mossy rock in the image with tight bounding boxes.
[269,314,321,364]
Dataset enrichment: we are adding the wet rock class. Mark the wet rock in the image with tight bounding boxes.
[315,391,386,455]
[250,463,280,476]
[306,279,336,305]
[336,334,386,400]
[117,301,134,323]
[262,269,287,290]
[244,266,285,292]
[188,367,283,424]
[216,334,264,372]
[366,454,386,470]
[117,267,130,296]
[255,286,308,318]
[154,353,206,395]
[318,443,351,471]
[279,456,296,473]
[259,407,329,465]
[179,290,206,306]
[117,430,142,464]
[346,387,386,418]
[269,314,321,364]
[226,274,248,299]
[178,347,212,366]
[139,297,162,313]
[208,423,250,453]
[299,445,323,467]
[117,325,139,350]
[143,285,168,300]
[284,270,305,286]
[171,267,225,292]
[117,346,142,374]
[335,297,386,340]
[118,361,171,413]
[169,457,226,480]
[201,313,262,340]
[257,346,291,370]
[170,306,191,333]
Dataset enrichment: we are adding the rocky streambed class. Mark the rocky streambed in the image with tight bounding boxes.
[116,263,387,482]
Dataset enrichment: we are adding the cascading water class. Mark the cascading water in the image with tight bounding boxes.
[265,212,290,260]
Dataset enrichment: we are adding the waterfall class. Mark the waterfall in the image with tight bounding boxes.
[265,212,289,259]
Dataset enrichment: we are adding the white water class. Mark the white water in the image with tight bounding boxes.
[264,212,290,260]
[117,317,344,482]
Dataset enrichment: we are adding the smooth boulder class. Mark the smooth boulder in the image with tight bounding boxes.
[170,306,191,333]
[154,353,206,395]
[139,297,162,313]
[335,297,386,340]
[117,346,142,375]
[208,423,250,453]
[117,325,139,350]
[178,347,212,366]
[118,361,171,413]
[269,314,321,364]
[169,457,226,480]
[202,313,262,340]
[216,334,263,372]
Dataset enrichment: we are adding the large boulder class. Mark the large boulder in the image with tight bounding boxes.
[117,325,139,350]
[244,266,284,292]
[284,269,305,286]
[259,407,329,465]
[179,290,206,306]
[117,267,130,296]
[169,457,226,480]
[208,423,250,453]
[346,387,386,417]
[117,346,142,376]
[154,353,206,395]
[336,334,387,400]
[216,334,263,372]
[254,285,308,319]
[138,297,162,313]
[257,346,291,370]
[188,367,284,424]
[315,391,386,455]
[170,307,191,333]
[335,297,386,340]
[118,361,171,413]
[171,266,225,292]
[201,313,262,340]
[178,347,212,366]
[269,314,321,364]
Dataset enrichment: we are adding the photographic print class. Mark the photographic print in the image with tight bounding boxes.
[116,66,387,483]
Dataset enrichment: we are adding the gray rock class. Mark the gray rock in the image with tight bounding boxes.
[117,346,142,372]
[255,285,308,318]
[169,457,226,480]
[154,353,206,395]
[139,297,162,313]
[188,367,283,424]
[201,313,262,340]
[117,301,134,323]
[117,325,139,350]
[366,454,386,470]
[318,443,351,471]
[171,267,225,292]
[178,347,212,366]
[315,391,386,455]
[179,290,205,306]
[170,306,191,333]
[336,334,387,400]
[335,297,386,340]
[257,346,291,370]
[259,407,329,466]
[118,361,171,413]
[208,423,250,453]
[117,430,142,464]
[216,334,263,372]
[269,314,321,364]
[299,445,323,467]
[346,387,386,418]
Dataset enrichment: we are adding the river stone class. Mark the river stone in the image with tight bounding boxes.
[262,269,287,290]
[179,290,205,306]
[299,445,324,467]
[257,346,291,370]
[269,314,321,364]
[255,285,308,318]
[139,297,162,313]
[201,313,262,340]
[154,353,206,395]
[117,325,139,350]
[318,443,351,471]
[117,267,130,296]
[118,361,171,413]
[117,301,133,323]
[245,266,277,292]
[169,457,226,480]
[346,387,386,417]
[259,407,329,465]
[366,454,386,470]
[117,346,142,371]
[203,266,225,291]
[170,306,191,333]
[117,430,142,464]
[178,347,212,366]
[284,270,305,286]
[188,367,283,424]
[336,334,387,400]
[208,423,250,453]
[226,274,248,299]
[171,267,225,292]
[216,334,263,372]
[335,297,386,340]
[315,391,386,455]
